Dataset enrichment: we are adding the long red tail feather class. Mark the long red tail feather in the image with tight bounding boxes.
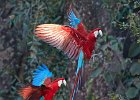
[70,69,82,100]
[18,85,40,100]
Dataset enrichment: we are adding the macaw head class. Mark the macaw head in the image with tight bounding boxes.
[45,78,66,96]
[42,78,66,100]
[46,78,66,89]
[90,28,103,38]
[54,78,67,87]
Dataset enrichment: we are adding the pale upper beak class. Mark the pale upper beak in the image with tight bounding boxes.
[58,80,62,87]
[58,79,67,87]
[94,30,103,38]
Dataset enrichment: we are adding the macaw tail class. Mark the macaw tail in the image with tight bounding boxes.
[70,68,83,100]
[18,85,41,100]
[70,50,84,100]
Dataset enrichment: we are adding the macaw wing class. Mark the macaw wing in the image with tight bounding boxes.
[32,64,53,86]
[28,90,42,100]
[68,9,80,28]
[68,9,88,37]
[34,24,84,59]
[18,85,41,100]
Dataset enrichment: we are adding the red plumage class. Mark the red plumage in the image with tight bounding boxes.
[19,78,65,100]
[70,68,82,100]
[18,85,41,100]
[34,24,101,60]
[33,9,103,100]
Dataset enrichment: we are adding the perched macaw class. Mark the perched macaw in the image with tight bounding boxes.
[34,8,102,100]
[19,64,66,100]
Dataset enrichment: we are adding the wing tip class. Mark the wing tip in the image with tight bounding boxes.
[18,85,32,100]
[32,64,53,86]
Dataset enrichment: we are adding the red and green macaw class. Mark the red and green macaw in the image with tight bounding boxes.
[34,8,102,100]
[19,64,66,100]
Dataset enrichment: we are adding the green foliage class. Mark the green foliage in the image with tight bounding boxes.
[129,42,140,57]
[125,87,139,99]
[86,0,140,99]
[91,67,103,78]
[101,0,140,99]
[130,62,140,75]
[0,0,69,99]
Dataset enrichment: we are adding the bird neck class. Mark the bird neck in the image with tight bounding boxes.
[88,33,96,41]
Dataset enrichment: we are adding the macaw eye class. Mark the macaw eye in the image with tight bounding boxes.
[63,80,67,86]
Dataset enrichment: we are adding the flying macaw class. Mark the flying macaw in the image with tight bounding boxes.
[18,64,66,100]
[34,8,102,100]
[68,9,102,100]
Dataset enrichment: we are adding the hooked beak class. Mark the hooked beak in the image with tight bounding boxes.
[58,79,67,87]
[63,80,67,86]
[58,80,62,87]
[99,30,103,37]
[94,30,103,38]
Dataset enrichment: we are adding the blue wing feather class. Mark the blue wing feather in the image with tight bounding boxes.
[40,96,44,100]
[68,10,80,28]
[32,64,53,86]
[76,50,84,75]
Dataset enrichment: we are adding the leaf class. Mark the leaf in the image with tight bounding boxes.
[53,16,61,23]
[101,44,108,51]
[134,82,140,90]
[128,42,140,57]
[135,82,140,89]
[130,62,140,75]
[103,72,113,83]
[91,67,103,78]
[125,87,138,99]
[57,97,63,100]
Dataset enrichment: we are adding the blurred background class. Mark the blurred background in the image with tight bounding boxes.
[0,0,140,100]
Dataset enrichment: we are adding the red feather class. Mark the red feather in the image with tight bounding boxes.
[43,78,65,100]
[70,69,82,100]
[18,85,41,100]
[35,24,86,59]
[77,22,88,37]
[34,24,101,60]
[19,78,65,100]
[43,78,51,86]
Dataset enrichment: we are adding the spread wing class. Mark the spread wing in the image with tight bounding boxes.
[32,64,53,86]
[68,9,80,28]
[68,9,88,37]
[34,24,85,59]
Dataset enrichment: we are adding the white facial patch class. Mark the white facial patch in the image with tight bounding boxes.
[63,80,67,86]
[98,30,103,37]
[58,80,63,87]
[94,31,99,38]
